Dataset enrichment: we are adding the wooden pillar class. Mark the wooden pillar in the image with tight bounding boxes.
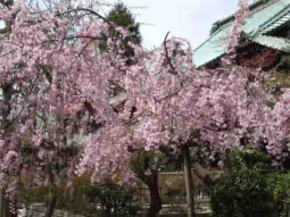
[182,146,195,217]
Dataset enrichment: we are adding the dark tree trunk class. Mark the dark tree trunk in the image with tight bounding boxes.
[1,81,19,217]
[0,191,9,217]
[182,146,196,217]
[44,194,57,217]
[145,170,162,217]
[0,190,17,217]
[9,196,17,217]
[132,152,163,217]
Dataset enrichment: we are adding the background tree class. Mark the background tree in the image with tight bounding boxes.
[106,4,164,217]
[0,1,135,216]
[131,151,163,217]
[107,1,141,45]
[98,1,142,65]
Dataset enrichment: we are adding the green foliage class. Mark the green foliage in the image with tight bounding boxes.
[20,184,56,205]
[211,170,276,217]
[265,54,290,97]
[212,147,290,217]
[20,176,139,217]
[269,173,290,203]
[131,151,164,178]
[19,178,97,216]
[107,2,141,45]
[98,2,142,65]
[88,182,139,217]
[227,146,273,172]
[267,172,290,217]
[0,0,14,7]
[211,148,277,217]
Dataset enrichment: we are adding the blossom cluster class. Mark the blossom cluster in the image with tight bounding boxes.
[0,0,289,187]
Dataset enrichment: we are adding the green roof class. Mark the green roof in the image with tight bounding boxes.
[193,0,290,67]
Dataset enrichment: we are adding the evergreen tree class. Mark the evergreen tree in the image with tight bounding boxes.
[97,2,142,65]
[107,1,141,45]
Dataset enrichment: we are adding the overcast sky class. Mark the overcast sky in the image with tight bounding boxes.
[106,0,245,50]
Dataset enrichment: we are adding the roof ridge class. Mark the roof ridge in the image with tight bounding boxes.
[211,0,280,35]
[193,0,290,67]
[257,2,290,34]
[193,27,226,52]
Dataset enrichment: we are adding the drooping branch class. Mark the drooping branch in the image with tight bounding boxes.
[163,31,177,75]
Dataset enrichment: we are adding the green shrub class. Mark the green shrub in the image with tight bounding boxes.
[267,172,290,217]
[211,169,276,217]
[88,182,139,217]
[20,178,139,217]
[227,146,273,173]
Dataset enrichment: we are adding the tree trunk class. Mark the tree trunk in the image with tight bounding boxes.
[0,190,17,217]
[182,146,195,217]
[1,83,18,217]
[0,190,8,217]
[145,170,162,217]
[44,194,57,217]
[132,152,163,217]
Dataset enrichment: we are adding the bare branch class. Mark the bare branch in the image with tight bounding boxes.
[153,81,183,103]
[163,31,177,75]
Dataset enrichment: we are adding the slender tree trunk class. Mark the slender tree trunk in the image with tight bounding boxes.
[10,195,17,217]
[0,190,17,217]
[132,152,163,217]
[0,190,8,217]
[145,170,162,217]
[1,84,18,217]
[182,146,195,217]
[44,194,57,217]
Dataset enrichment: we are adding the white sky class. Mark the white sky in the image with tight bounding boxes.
[106,0,243,50]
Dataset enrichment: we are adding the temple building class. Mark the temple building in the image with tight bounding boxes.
[193,0,290,70]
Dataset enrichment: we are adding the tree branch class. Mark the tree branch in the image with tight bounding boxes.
[163,31,177,75]
[153,81,183,103]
